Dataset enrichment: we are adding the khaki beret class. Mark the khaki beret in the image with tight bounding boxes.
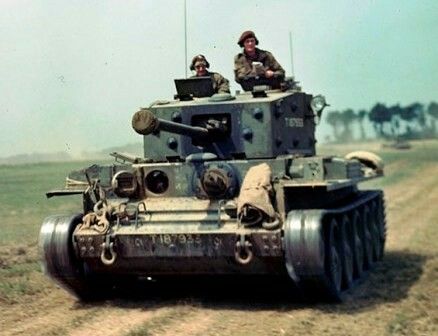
[238,30,259,47]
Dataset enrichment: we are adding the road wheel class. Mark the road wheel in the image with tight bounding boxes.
[340,215,354,289]
[362,205,374,270]
[351,210,364,279]
[370,201,381,262]
[323,218,343,301]
[375,196,387,260]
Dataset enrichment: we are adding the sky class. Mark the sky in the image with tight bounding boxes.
[0,0,437,157]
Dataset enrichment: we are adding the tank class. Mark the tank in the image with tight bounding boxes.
[39,82,386,302]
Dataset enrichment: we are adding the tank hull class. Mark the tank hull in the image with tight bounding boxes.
[40,189,385,301]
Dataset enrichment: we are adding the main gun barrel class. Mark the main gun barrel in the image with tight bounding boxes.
[132,109,209,138]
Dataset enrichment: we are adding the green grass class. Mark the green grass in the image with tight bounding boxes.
[0,159,109,303]
[125,305,198,336]
[0,160,110,244]
[319,139,438,189]
[387,312,410,335]
[0,262,47,303]
[377,142,438,185]
[0,261,40,277]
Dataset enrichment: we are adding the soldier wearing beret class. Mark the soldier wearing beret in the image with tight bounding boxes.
[190,55,230,94]
[234,30,285,90]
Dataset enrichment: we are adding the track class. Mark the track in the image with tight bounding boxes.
[285,190,386,301]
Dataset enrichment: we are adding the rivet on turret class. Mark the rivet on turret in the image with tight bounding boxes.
[290,103,298,112]
[252,108,263,120]
[167,137,178,150]
[275,101,283,118]
[171,111,182,122]
[243,127,253,141]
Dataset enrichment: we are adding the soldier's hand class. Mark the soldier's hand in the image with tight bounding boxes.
[265,70,274,78]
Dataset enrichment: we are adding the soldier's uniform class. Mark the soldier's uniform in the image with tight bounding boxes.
[191,71,230,94]
[190,54,230,94]
[234,48,285,85]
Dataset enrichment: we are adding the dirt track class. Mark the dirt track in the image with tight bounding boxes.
[1,159,437,336]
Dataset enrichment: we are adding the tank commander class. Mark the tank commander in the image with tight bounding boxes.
[190,54,230,93]
[234,30,285,90]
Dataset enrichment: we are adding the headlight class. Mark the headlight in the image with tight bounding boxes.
[145,170,169,194]
[310,95,327,113]
[112,171,137,198]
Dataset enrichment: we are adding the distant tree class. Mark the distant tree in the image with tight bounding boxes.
[388,104,402,138]
[399,103,418,122]
[415,103,426,131]
[340,109,356,141]
[369,103,391,137]
[325,101,438,141]
[427,102,438,135]
[405,125,413,137]
[356,109,367,140]
[427,101,438,118]
[326,111,342,141]
[401,102,426,137]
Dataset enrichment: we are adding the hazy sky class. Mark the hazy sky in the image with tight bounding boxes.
[1,0,437,157]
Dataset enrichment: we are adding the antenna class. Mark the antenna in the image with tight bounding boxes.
[184,0,188,78]
[289,31,294,77]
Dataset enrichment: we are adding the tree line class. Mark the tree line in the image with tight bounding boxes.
[324,102,438,142]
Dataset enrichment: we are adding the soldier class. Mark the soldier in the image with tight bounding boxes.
[234,30,285,90]
[190,55,230,93]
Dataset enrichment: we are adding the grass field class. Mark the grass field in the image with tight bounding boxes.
[0,140,437,335]
[0,160,108,303]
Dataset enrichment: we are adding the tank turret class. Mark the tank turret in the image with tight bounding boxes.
[133,90,318,161]
[39,82,386,302]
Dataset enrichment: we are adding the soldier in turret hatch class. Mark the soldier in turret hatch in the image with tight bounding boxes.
[234,30,285,90]
[190,54,230,93]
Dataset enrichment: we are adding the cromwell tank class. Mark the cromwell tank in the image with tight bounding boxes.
[39,80,386,301]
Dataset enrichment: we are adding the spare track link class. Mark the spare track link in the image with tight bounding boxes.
[284,190,386,301]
